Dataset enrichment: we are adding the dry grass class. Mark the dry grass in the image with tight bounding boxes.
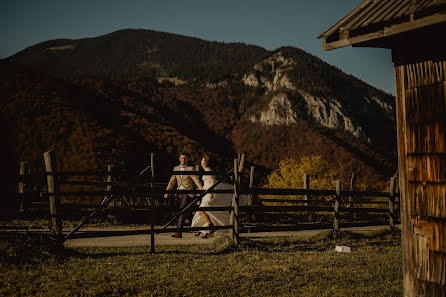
[0,229,402,296]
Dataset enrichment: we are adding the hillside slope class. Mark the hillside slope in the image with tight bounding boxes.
[3,29,398,195]
[7,29,268,82]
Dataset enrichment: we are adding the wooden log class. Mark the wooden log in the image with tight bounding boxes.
[353,201,392,205]
[334,181,341,232]
[229,160,235,239]
[389,177,396,229]
[248,188,336,196]
[338,207,389,213]
[229,159,240,244]
[49,188,398,199]
[106,165,116,207]
[154,225,233,234]
[43,150,62,244]
[59,180,113,186]
[248,166,254,206]
[259,198,332,205]
[241,205,389,213]
[348,173,357,208]
[18,161,30,213]
[245,188,393,197]
[238,154,245,172]
[150,153,156,253]
[239,205,333,212]
[248,166,255,221]
[44,171,109,176]
[241,223,333,233]
[46,188,229,197]
[303,174,310,207]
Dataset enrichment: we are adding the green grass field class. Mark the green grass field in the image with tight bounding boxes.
[0,229,402,296]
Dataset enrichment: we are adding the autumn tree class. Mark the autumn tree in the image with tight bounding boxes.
[262,155,347,204]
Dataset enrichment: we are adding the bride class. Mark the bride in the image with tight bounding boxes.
[191,154,245,238]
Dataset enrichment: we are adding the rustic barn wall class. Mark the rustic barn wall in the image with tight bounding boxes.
[395,59,446,297]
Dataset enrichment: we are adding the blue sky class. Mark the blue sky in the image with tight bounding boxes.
[0,0,395,95]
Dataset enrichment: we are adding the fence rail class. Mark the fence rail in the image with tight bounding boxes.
[18,151,400,252]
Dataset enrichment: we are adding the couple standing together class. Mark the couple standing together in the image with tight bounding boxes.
[164,152,230,238]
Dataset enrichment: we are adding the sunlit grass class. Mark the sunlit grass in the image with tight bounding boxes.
[0,229,402,296]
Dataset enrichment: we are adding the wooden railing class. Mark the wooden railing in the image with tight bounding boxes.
[18,150,399,252]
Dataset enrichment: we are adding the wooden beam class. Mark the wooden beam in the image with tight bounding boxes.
[322,13,446,51]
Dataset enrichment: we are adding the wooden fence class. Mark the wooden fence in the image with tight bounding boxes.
[18,150,399,252]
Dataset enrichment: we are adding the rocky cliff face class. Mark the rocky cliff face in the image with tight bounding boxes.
[250,94,297,126]
[242,51,296,92]
[243,51,393,145]
[297,90,371,143]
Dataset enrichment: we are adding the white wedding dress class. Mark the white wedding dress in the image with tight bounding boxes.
[191,169,249,233]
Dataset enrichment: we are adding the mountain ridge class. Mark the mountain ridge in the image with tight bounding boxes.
[2,29,397,198]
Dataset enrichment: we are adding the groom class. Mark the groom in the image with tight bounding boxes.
[164,152,203,238]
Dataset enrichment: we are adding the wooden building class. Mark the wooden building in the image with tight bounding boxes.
[318,1,446,296]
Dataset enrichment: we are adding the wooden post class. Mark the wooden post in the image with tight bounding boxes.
[229,159,240,244]
[334,180,341,232]
[394,57,446,296]
[248,166,255,221]
[229,159,236,240]
[348,173,357,208]
[43,150,62,245]
[106,165,114,206]
[248,166,254,206]
[389,177,396,229]
[303,174,309,207]
[18,161,30,213]
[150,153,156,253]
[238,154,245,172]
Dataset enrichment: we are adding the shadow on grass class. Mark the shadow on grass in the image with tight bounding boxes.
[0,232,68,265]
[1,228,401,264]
[154,228,401,255]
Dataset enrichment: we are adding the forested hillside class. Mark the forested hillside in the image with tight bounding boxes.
[8,29,268,82]
[2,29,398,202]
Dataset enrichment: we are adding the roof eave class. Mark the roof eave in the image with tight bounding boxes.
[321,13,446,51]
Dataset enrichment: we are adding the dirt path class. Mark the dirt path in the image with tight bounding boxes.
[63,224,400,248]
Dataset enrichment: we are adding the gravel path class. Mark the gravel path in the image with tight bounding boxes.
[63,224,400,248]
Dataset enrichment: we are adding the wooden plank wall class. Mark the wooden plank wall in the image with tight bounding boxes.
[395,59,446,297]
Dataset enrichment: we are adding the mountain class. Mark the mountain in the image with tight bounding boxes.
[7,29,268,82]
[2,29,397,200]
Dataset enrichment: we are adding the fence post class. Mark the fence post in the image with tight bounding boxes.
[18,161,30,213]
[150,153,156,253]
[248,166,254,206]
[348,173,357,208]
[106,165,114,206]
[248,166,255,222]
[229,158,240,244]
[334,180,341,232]
[238,154,245,172]
[43,150,63,245]
[389,177,396,229]
[303,174,310,207]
